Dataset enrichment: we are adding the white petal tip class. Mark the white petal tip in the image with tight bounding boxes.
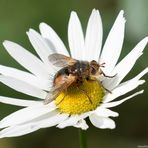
[39,22,46,26]
[56,125,63,129]
[81,127,88,130]
[118,10,124,18]
[139,80,146,85]
[28,28,34,33]
[139,90,144,94]
[136,37,148,54]
[26,31,29,35]
[142,37,148,44]
[135,68,148,80]
[100,123,116,129]
[3,40,15,49]
[3,40,10,46]
[70,11,77,17]
[69,11,79,25]
[91,9,100,15]
[39,22,48,29]
[110,126,116,129]
[145,67,148,72]
[133,90,144,97]
[106,123,116,129]
[120,10,124,15]
[92,8,96,13]
[139,37,148,47]
[92,8,96,11]
[96,9,100,14]
[144,36,148,41]
[118,10,126,23]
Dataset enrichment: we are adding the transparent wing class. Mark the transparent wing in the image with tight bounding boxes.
[43,87,59,105]
[48,53,77,67]
[44,74,76,104]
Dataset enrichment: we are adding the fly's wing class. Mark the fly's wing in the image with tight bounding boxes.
[43,87,60,105]
[48,53,77,67]
[43,74,76,105]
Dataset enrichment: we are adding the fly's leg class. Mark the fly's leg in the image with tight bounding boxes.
[100,83,112,94]
[94,79,112,94]
[99,62,116,78]
[76,86,92,104]
[87,75,113,94]
[100,69,117,78]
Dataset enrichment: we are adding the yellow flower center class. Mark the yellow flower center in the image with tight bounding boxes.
[55,80,105,115]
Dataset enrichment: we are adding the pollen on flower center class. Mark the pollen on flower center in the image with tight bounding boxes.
[55,80,105,115]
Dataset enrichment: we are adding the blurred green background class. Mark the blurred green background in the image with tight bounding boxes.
[0,0,148,148]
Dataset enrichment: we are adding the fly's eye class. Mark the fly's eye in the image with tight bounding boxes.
[90,60,99,75]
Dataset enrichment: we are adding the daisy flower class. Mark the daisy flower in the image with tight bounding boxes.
[0,9,147,138]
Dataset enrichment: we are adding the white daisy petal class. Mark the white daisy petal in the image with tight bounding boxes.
[3,41,49,79]
[11,110,59,127]
[74,119,89,130]
[68,11,84,60]
[0,102,56,128]
[57,115,79,128]
[89,114,115,129]
[104,79,145,103]
[0,65,51,91]
[133,67,148,80]
[0,123,40,138]
[0,111,58,138]
[0,75,47,99]
[20,110,67,128]
[103,37,148,89]
[0,96,42,107]
[100,10,125,74]
[27,29,54,70]
[22,110,68,129]
[39,22,69,56]
[0,112,68,138]
[0,111,57,138]
[101,90,144,108]
[38,113,68,129]
[95,107,119,117]
[57,112,91,129]
[23,110,59,124]
[85,9,103,61]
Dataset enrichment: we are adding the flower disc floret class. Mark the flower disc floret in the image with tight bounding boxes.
[55,80,105,114]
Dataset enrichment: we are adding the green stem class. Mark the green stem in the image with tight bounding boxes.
[79,129,87,148]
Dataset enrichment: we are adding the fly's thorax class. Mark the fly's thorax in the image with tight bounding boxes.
[70,61,90,77]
